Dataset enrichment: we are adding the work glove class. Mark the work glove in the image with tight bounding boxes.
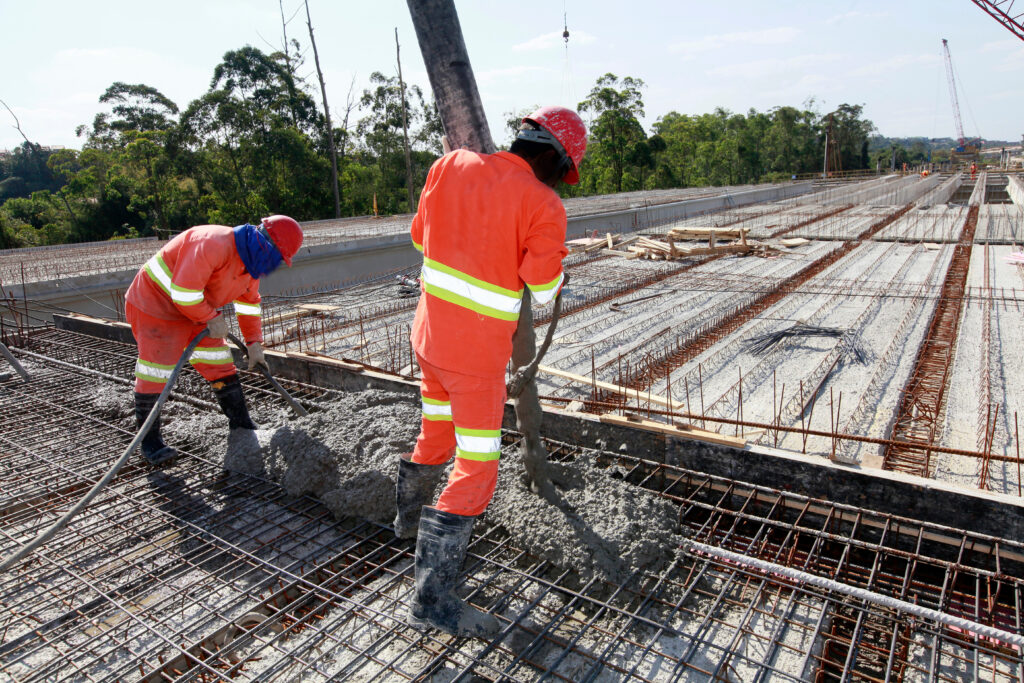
[246,342,268,372]
[206,313,228,340]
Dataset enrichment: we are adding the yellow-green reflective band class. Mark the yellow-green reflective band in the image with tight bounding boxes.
[190,346,233,365]
[454,427,501,456]
[134,359,174,383]
[527,271,564,305]
[412,240,423,252]
[423,412,453,422]
[143,254,173,296]
[190,357,235,366]
[422,396,452,420]
[420,258,522,321]
[456,448,501,462]
[234,300,261,316]
[423,258,521,299]
[423,283,520,321]
[528,271,563,292]
[170,283,204,306]
[454,427,501,438]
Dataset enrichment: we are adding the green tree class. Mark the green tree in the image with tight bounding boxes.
[178,46,329,223]
[357,71,434,214]
[577,74,647,193]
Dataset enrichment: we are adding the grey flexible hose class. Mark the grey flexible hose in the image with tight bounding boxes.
[226,333,308,417]
[0,330,209,574]
[506,271,569,399]
[0,341,30,381]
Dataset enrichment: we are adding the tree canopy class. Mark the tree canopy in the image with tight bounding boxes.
[1,57,879,248]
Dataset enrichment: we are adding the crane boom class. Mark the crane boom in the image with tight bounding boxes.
[970,0,1024,42]
[941,38,966,147]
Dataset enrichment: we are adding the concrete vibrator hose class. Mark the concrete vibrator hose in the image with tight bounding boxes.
[0,331,306,574]
[0,330,211,574]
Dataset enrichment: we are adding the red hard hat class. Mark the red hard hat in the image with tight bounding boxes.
[260,215,303,266]
[522,106,587,185]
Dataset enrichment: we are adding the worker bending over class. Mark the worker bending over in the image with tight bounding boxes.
[126,216,304,465]
[395,106,587,637]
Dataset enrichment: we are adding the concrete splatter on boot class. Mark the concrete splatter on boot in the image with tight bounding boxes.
[408,507,499,638]
[134,392,178,466]
[393,455,445,539]
[211,375,257,430]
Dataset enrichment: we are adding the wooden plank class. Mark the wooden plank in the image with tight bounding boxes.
[286,351,364,372]
[536,364,672,407]
[780,237,810,247]
[600,413,747,448]
[676,244,750,257]
[606,232,614,249]
[669,227,750,239]
[296,303,341,312]
[584,234,620,252]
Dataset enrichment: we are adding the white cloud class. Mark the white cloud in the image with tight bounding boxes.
[669,27,800,59]
[825,11,888,25]
[705,54,841,80]
[849,54,941,78]
[476,66,556,85]
[512,30,596,52]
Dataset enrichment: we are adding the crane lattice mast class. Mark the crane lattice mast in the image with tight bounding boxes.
[941,38,966,148]
[970,0,1024,41]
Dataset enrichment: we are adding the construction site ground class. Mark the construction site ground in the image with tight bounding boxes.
[2,172,1024,681]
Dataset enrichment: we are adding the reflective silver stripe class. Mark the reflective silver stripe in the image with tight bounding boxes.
[454,433,501,455]
[422,401,452,417]
[528,271,564,305]
[135,359,174,382]
[171,285,204,305]
[143,254,204,306]
[234,301,261,316]
[143,255,173,294]
[420,260,522,320]
[191,347,233,362]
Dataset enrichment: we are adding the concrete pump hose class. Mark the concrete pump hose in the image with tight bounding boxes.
[686,540,1024,649]
[0,341,31,381]
[507,272,569,399]
[0,330,210,575]
[226,333,308,418]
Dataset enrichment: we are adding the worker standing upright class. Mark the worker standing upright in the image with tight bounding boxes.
[393,106,586,637]
[125,216,304,465]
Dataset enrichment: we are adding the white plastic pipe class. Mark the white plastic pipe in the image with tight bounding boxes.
[687,540,1024,649]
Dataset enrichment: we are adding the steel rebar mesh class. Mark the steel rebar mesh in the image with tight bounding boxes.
[0,333,1022,681]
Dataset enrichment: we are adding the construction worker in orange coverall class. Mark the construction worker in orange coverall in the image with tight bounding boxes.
[125,216,304,466]
[393,106,587,638]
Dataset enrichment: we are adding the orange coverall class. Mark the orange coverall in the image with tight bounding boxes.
[409,149,568,516]
[125,225,263,393]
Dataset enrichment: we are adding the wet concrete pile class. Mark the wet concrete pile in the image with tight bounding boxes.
[86,381,679,583]
[484,448,680,583]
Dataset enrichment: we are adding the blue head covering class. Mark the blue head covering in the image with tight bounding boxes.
[233,223,283,279]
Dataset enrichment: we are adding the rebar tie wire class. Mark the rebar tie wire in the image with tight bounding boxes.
[0,330,210,574]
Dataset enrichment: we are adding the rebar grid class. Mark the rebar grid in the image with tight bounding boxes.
[618,204,917,395]
[2,337,1023,681]
[885,206,980,476]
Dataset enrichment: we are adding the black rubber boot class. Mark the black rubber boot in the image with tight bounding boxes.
[408,507,500,638]
[134,392,178,466]
[393,455,445,539]
[211,374,257,430]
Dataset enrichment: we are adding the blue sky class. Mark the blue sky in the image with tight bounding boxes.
[2,0,1022,151]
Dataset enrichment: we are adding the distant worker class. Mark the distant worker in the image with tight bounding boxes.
[126,216,304,465]
[971,162,978,179]
[394,106,586,638]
